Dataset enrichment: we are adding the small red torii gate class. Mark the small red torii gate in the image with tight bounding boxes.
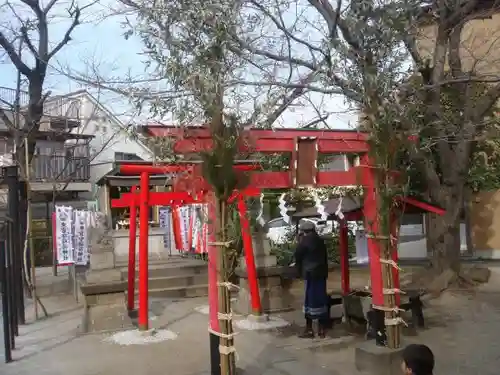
[111,164,262,331]
[111,126,443,336]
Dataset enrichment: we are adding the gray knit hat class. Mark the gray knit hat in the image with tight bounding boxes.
[298,220,315,231]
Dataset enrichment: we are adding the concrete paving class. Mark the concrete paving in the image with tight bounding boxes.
[0,295,353,375]
[2,267,500,375]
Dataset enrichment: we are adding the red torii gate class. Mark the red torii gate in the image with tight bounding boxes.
[111,126,441,336]
[111,164,262,331]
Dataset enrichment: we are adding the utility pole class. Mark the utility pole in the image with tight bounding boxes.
[13,34,26,324]
[13,36,22,153]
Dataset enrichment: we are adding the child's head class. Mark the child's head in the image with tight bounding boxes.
[401,344,434,375]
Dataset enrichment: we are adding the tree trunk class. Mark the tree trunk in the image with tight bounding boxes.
[426,185,464,274]
[427,214,461,273]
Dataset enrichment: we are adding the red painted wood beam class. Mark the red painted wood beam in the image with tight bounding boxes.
[145,126,369,142]
[315,170,361,186]
[399,196,445,216]
[120,164,191,175]
[112,188,262,209]
[250,172,292,189]
[119,163,259,175]
[172,137,369,154]
[111,191,197,208]
[173,138,297,153]
[317,139,369,153]
[228,187,262,203]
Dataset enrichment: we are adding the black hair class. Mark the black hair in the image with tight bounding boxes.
[402,344,434,375]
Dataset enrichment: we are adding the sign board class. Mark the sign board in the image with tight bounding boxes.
[399,224,424,237]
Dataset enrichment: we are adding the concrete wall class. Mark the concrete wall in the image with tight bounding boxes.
[111,227,179,264]
[471,190,500,259]
[416,13,500,77]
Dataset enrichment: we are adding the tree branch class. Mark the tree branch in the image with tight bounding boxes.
[20,26,38,57]
[228,36,318,71]
[307,0,360,52]
[48,6,81,60]
[0,33,31,76]
[260,71,319,128]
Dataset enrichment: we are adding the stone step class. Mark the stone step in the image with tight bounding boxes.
[134,284,209,299]
[121,261,208,279]
[137,274,208,290]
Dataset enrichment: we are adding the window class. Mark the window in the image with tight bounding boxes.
[114,152,143,161]
[0,138,13,154]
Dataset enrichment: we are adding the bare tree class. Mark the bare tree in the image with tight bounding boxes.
[196,0,500,282]
[0,0,91,166]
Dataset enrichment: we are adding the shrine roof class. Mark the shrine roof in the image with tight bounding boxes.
[96,161,173,187]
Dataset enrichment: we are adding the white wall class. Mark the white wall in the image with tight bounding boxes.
[354,216,471,260]
[71,94,153,196]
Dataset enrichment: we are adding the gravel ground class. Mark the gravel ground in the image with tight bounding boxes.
[1,269,500,375]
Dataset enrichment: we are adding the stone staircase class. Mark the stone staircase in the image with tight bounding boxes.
[119,257,209,299]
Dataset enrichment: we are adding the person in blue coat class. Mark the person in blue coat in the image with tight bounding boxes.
[294,220,329,338]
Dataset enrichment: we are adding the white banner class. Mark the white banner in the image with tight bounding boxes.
[73,210,89,265]
[55,206,75,265]
[159,207,173,251]
[355,229,369,265]
[178,206,190,252]
[191,204,203,252]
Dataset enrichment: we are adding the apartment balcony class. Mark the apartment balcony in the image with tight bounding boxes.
[0,86,29,109]
[31,154,90,181]
[0,86,81,131]
[0,154,92,192]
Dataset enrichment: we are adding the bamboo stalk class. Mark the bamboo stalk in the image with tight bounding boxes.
[216,198,236,375]
[379,173,400,349]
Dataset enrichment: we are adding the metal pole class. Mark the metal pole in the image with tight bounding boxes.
[6,221,16,348]
[5,166,24,326]
[1,234,12,363]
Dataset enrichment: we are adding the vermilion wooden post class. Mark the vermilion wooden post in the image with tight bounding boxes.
[138,172,150,331]
[362,160,384,307]
[127,186,138,312]
[237,196,262,315]
[339,219,350,295]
